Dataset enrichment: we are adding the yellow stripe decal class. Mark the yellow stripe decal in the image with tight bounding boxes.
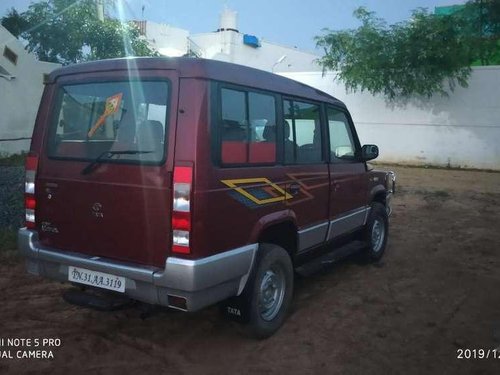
[221,177,293,205]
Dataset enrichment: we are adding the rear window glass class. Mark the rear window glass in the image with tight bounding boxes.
[48,80,169,163]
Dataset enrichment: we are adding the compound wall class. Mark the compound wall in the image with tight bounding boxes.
[282,67,500,170]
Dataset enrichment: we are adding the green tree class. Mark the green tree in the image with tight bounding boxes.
[1,0,158,65]
[459,0,500,65]
[315,7,474,100]
[1,9,29,38]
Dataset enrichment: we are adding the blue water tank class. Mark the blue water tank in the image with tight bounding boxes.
[243,34,260,48]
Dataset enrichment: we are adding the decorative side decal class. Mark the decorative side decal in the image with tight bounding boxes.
[221,178,293,207]
[221,173,329,208]
[285,172,330,206]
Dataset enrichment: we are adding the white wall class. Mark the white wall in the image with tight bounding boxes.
[281,67,500,170]
[190,31,321,72]
[143,21,189,57]
[0,26,60,155]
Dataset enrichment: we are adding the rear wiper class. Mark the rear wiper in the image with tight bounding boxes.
[81,150,152,175]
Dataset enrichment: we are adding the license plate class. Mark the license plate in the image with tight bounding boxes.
[68,266,125,293]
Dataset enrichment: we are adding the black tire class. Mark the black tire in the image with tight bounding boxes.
[246,244,294,338]
[221,244,294,339]
[362,202,389,262]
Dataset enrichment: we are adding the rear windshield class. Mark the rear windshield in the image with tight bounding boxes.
[48,80,169,164]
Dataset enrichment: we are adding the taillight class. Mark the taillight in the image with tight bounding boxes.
[25,152,39,229]
[172,165,193,254]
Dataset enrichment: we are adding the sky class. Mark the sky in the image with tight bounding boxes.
[1,0,467,53]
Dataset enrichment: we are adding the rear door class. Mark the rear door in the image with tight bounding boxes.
[282,99,330,254]
[36,71,177,267]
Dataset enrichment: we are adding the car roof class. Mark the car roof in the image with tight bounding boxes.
[47,57,345,108]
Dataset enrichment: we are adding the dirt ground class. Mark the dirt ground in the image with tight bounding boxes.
[1,165,500,374]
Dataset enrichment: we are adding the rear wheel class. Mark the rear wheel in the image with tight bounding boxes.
[362,202,389,261]
[221,244,294,339]
[247,244,293,338]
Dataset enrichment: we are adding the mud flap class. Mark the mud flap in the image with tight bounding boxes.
[218,295,251,324]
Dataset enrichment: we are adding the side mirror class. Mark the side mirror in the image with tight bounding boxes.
[361,144,379,161]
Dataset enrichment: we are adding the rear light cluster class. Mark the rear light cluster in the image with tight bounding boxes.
[172,166,193,254]
[25,152,39,229]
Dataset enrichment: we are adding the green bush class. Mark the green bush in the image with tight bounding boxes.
[0,229,17,252]
[0,152,26,167]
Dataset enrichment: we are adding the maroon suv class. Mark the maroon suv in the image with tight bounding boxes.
[19,57,395,338]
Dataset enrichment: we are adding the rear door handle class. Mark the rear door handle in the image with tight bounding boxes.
[288,183,300,196]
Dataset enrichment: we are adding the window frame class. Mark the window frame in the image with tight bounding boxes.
[46,77,171,167]
[212,82,359,168]
[325,105,363,164]
[281,96,328,165]
[214,82,281,167]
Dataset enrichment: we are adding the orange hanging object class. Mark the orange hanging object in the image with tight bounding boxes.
[88,93,123,138]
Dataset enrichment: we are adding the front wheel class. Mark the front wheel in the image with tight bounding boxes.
[362,202,389,261]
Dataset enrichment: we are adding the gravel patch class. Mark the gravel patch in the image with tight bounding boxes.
[0,166,24,230]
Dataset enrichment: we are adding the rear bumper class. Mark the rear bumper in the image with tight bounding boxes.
[18,229,257,312]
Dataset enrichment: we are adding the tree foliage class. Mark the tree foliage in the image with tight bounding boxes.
[459,0,500,65]
[315,7,475,100]
[1,0,157,65]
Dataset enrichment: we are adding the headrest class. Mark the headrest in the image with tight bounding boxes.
[262,124,276,141]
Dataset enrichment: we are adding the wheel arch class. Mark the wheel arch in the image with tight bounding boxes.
[370,184,387,207]
[249,210,298,259]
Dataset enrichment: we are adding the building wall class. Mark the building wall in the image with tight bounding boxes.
[141,21,189,57]
[190,31,320,72]
[137,20,320,73]
[281,67,500,170]
[0,26,60,155]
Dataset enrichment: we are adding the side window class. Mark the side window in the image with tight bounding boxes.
[220,88,276,165]
[327,107,356,161]
[283,99,323,164]
[249,92,276,143]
